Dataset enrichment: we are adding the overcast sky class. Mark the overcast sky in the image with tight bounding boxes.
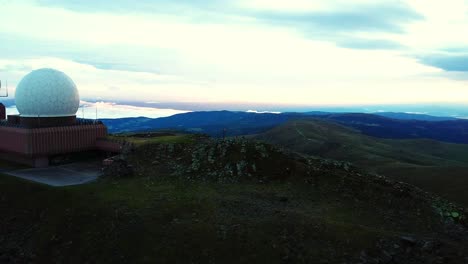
[1,0,468,106]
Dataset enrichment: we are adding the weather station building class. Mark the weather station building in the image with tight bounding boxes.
[0,68,120,167]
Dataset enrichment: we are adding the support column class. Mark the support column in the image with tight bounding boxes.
[0,103,5,120]
[33,156,49,168]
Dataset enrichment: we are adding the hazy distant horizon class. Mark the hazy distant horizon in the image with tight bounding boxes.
[5,98,468,119]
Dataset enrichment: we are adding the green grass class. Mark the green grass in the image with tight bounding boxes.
[256,119,468,206]
[257,119,468,169]
[108,134,196,146]
[2,137,467,263]
[0,163,453,263]
[377,165,468,206]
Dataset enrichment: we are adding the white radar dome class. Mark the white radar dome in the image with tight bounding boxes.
[15,68,80,117]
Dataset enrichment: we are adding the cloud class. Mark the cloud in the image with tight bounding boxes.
[243,2,423,51]
[336,38,404,50]
[35,0,239,25]
[36,0,231,13]
[255,3,423,34]
[79,101,189,118]
[34,0,423,51]
[108,86,120,91]
[2,0,468,107]
[418,54,468,72]
[39,0,423,35]
[0,57,203,102]
[246,110,281,114]
[6,100,189,119]
[0,32,183,76]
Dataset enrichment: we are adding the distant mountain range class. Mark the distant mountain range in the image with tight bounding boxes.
[300,111,458,121]
[101,110,468,144]
[101,111,292,137]
[372,112,457,121]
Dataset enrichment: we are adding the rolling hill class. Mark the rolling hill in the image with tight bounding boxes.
[312,113,468,144]
[255,119,468,205]
[101,111,468,144]
[101,111,293,136]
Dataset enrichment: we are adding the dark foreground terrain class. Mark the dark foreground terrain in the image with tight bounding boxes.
[1,135,467,263]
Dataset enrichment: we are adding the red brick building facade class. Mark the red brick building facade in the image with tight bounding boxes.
[0,121,119,167]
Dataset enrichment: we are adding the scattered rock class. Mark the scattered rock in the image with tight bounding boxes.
[422,240,439,252]
[400,236,417,245]
[102,157,134,178]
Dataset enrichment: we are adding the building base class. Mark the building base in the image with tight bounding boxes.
[19,116,77,128]
[33,156,49,168]
[0,122,122,168]
[0,152,48,168]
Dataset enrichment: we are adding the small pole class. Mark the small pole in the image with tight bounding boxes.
[95,102,98,124]
[0,80,8,98]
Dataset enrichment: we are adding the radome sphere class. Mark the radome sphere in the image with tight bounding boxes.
[15,68,80,117]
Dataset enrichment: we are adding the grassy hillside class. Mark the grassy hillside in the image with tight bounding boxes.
[1,137,467,263]
[255,119,468,205]
[377,166,468,206]
[108,132,198,146]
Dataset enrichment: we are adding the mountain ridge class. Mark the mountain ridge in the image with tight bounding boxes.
[101,110,468,144]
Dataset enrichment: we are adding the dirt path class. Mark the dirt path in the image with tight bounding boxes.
[294,121,313,141]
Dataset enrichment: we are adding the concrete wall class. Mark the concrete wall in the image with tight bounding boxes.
[96,139,123,153]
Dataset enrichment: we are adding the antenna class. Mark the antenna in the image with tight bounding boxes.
[0,80,8,97]
[95,98,102,124]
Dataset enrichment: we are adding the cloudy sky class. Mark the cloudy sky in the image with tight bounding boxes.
[1,0,468,107]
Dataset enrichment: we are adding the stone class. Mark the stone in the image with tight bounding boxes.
[400,236,417,245]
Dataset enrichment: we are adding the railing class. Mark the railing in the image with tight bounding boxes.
[0,119,24,128]
[0,118,103,128]
[76,118,104,125]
